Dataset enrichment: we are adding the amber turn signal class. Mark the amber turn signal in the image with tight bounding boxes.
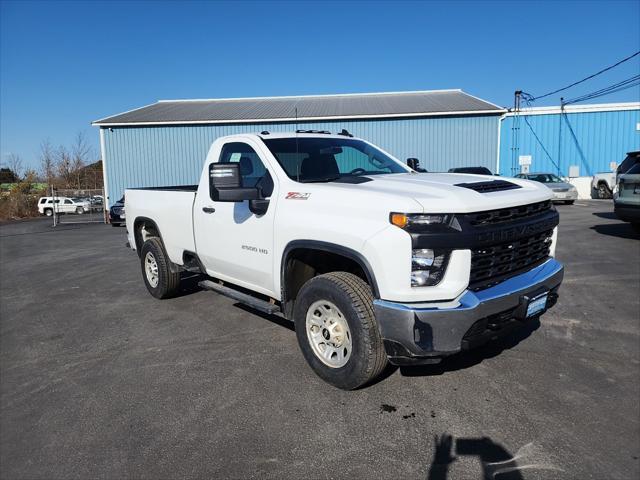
[390,213,408,228]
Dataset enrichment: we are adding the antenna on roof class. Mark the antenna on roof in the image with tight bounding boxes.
[295,107,300,182]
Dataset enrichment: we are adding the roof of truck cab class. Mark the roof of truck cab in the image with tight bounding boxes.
[92,90,505,126]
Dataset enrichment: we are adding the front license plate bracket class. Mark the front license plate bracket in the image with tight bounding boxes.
[514,288,549,321]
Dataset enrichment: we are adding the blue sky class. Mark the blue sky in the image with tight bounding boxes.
[1,0,639,170]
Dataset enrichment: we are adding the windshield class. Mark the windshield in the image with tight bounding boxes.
[261,137,407,183]
[529,173,564,183]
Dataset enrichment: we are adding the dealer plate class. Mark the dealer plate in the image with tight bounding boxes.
[526,294,548,318]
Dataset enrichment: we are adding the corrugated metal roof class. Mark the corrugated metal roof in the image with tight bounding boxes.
[93,90,504,126]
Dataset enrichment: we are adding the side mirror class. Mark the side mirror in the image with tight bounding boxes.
[209,163,259,202]
[407,158,427,173]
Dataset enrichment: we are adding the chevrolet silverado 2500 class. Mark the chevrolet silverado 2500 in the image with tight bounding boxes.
[125,131,564,389]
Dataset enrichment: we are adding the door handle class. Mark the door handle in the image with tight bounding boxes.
[202,206,216,214]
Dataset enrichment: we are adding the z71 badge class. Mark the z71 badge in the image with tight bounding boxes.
[285,192,311,200]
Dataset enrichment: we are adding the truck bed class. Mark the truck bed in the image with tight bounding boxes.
[128,185,198,192]
[125,187,197,263]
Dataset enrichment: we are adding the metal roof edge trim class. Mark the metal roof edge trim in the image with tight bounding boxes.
[155,89,465,103]
[92,109,507,127]
[503,102,640,117]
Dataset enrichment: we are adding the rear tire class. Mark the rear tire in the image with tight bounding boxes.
[140,238,181,299]
[76,207,84,214]
[44,208,53,217]
[293,272,388,390]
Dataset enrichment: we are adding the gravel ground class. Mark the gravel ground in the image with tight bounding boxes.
[1,201,638,480]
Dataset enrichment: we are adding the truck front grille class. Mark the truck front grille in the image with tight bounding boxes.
[469,229,553,291]
[465,200,552,227]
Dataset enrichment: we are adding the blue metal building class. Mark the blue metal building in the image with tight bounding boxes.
[498,102,640,177]
[93,90,505,206]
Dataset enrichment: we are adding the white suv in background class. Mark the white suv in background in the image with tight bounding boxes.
[37,197,90,216]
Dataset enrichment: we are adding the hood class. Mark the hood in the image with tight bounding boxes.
[311,172,553,213]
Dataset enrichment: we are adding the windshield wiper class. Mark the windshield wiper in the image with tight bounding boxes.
[299,176,342,183]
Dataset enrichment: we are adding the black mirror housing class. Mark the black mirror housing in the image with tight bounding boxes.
[407,158,427,173]
[209,163,259,202]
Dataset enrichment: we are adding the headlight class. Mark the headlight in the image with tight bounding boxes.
[411,248,449,287]
[390,213,459,231]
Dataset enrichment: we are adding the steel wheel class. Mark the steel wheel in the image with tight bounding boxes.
[144,251,159,288]
[306,300,352,368]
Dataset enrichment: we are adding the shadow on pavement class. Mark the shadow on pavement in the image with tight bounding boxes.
[427,434,524,480]
[400,319,540,377]
[590,223,640,240]
[591,211,617,220]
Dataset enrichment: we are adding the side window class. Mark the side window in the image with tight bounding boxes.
[217,142,273,196]
[64,199,73,204]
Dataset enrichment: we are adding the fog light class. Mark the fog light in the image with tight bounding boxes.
[411,249,449,287]
[412,249,435,269]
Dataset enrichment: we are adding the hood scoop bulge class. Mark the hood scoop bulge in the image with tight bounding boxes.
[454,179,522,193]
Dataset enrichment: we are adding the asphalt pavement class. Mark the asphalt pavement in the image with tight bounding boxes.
[1,201,638,479]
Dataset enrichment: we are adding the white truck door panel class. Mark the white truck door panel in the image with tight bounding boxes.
[193,139,278,296]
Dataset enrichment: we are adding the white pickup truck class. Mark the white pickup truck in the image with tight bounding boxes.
[125,131,564,389]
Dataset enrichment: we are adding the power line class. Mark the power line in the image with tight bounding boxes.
[563,74,640,105]
[522,116,561,172]
[525,50,640,101]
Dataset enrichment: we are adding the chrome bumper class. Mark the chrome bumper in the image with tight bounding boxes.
[374,258,564,365]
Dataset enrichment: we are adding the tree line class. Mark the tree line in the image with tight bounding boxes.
[1,132,103,190]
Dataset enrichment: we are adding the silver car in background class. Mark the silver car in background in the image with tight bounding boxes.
[515,172,578,204]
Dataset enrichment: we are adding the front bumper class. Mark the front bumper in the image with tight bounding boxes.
[374,258,564,365]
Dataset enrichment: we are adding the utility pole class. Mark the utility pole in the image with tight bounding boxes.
[511,90,522,176]
[557,97,564,177]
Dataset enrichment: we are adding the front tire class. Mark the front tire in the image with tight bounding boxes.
[76,207,84,214]
[597,183,611,199]
[293,272,388,390]
[140,238,181,299]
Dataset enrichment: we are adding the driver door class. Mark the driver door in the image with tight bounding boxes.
[193,140,278,296]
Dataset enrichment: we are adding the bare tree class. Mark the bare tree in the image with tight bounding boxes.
[56,145,73,187]
[71,132,92,189]
[6,153,23,180]
[40,139,56,186]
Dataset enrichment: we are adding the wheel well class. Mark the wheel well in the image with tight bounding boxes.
[281,247,375,318]
[133,218,161,257]
[597,180,610,188]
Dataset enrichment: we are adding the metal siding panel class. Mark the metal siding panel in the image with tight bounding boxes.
[499,108,640,177]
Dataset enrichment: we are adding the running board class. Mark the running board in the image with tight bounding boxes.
[198,280,281,315]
